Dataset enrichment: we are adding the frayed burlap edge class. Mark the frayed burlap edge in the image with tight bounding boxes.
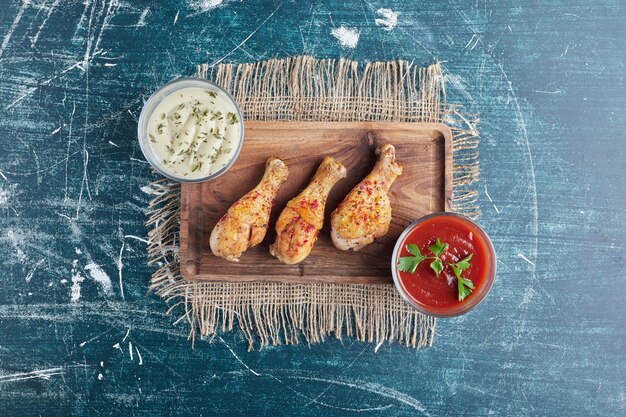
[146,56,480,351]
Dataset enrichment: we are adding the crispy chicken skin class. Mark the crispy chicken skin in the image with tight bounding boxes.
[269,157,347,264]
[330,144,403,251]
[210,157,289,262]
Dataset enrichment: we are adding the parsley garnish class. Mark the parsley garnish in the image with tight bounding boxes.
[227,112,239,125]
[450,254,474,301]
[397,244,427,273]
[397,238,475,302]
[427,238,448,278]
[191,161,202,172]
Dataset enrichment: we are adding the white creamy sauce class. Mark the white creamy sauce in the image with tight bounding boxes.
[147,87,242,179]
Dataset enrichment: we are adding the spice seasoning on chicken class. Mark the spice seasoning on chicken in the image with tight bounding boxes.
[270,157,347,265]
[210,158,289,262]
[330,144,403,251]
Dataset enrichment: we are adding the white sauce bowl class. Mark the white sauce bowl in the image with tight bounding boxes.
[137,78,244,183]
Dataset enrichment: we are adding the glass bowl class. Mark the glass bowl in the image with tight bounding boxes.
[137,78,244,183]
[391,212,497,317]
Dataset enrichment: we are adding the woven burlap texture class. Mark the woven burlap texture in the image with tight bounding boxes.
[146,56,480,350]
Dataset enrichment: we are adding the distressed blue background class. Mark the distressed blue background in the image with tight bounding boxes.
[0,0,624,415]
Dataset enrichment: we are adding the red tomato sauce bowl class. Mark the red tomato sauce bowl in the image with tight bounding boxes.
[391,212,497,317]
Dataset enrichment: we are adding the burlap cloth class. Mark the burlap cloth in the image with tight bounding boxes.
[146,56,480,350]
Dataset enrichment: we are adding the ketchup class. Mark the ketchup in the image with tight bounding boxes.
[393,213,496,317]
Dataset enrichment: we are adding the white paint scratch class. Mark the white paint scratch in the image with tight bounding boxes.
[112,342,123,354]
[93,0,116,55]
[97,372,103,380]
[74,147,90,219]
[464,33,480,51]
[124,235,150,244]
[70,260,85,302]
[75,0,100,221]
[331,25,359,48]
[210,2,283,67]
[535,90,563,94]
[135,346,143,365]
[173,10,179,24]
[0,0,29,60]
[84,262,114,296]
[117,241,125,300]
[0,302,188,339]
[188,0,229,17]
[128,341,134,360]
[499,62,538,246]
[121,328,130,342]
[51,125,63,135]
[374,8,398,31]
[6,62,82,110]
[443,73,474,102]
[64,100,76,202]
[91,0,113,57]
[135,8,149,27]
[79,328,113,347]
[217,335,261,376]
[0,365,91,384]
[517,253,535,266]
[497,63,538,352]
[484,186,500,214]
[72,0,91,42]
[288,376,430,414]
[374,340,384,353]
[25,258,45,282]
[487,25,511,55]
[32,148,42,185]
[108,141,119,147]
[0,170,7,180]
[31,0,60,47]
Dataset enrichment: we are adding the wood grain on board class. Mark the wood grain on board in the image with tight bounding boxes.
[180,121,452,284]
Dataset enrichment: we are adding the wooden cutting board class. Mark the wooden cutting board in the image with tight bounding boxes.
[180,121,452,284]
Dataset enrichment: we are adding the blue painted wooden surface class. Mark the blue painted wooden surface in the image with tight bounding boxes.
[0,0,624,415]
